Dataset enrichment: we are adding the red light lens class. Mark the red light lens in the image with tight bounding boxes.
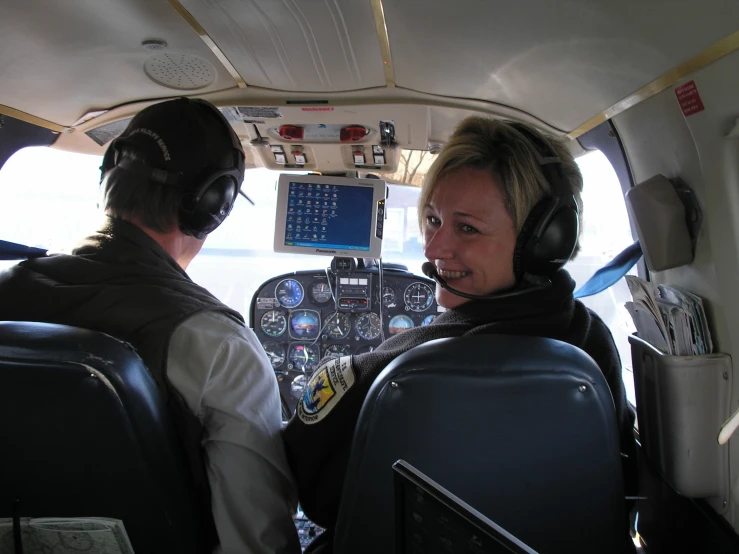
[278,125,304,140]
[340,126,367,142]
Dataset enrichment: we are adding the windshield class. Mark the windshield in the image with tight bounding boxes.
[187,169,429,315]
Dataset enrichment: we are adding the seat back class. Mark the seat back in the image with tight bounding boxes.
[335,335,627,554]
[0,321,207,554]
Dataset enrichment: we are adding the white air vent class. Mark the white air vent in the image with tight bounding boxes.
[144,53,215,90]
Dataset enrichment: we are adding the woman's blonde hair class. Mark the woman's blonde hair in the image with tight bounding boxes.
[418,117,584,257]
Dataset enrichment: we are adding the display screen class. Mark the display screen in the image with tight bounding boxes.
[283,181,374,251]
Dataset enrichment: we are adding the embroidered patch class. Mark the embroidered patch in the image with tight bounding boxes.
[297,356,355,424]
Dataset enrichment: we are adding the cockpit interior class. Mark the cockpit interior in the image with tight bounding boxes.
[3,1,739,553]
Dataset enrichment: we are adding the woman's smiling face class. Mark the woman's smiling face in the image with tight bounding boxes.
[423,167,517,309]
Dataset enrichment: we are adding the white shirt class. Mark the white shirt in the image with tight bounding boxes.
[167,311,301,554]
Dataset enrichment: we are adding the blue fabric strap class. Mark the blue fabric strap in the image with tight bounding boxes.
[0,240,48,260]
[574,241,642,299]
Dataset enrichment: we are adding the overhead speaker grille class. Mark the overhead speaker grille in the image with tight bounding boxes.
[144,53,215,90]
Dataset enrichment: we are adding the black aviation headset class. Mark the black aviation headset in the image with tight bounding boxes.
[508,122,580,281]
[100,99,245,239]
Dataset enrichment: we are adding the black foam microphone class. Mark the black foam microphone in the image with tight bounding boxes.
[421,262,549,301]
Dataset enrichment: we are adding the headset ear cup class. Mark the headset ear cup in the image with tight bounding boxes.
[180,175,238,238]
[100,139,120,185]
[513,199,550,280]
[537,203,578,272]
[514,199,579,280]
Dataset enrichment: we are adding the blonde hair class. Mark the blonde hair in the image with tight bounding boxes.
[418,117,584,256]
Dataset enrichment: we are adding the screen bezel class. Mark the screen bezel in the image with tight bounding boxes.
[393,460,540,554]
[273,173,386,258]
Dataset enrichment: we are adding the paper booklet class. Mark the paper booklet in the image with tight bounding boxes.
[0,517,134,554]
[625,275,713,356]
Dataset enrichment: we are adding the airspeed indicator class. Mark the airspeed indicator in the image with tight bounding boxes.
[260,310,287,337]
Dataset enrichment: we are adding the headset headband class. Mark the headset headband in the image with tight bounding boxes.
[507,122,575,203]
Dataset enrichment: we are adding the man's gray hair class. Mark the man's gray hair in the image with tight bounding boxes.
[101,147,182,233]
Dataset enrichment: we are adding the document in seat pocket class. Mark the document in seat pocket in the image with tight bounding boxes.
[0,517,134,554]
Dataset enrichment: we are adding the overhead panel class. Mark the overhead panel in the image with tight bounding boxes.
[0,0,235,126]
[176,0,387,92]
[382,0,739,131]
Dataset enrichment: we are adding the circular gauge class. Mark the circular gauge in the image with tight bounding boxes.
[289,310,320,340]
[324,344,351,360]
[355,312,382,340]
[291,374,307,399]
[275,278,304,308]
[404,282,434,312]
[289,343,320,373]
[260,310,287,338]
[382,286,396,307]
[325,313,351,339]
[356,345,376,355]
[389,314,415,335]
[421,314,437,326]
[262,342,285,369]
[311,281,332,304]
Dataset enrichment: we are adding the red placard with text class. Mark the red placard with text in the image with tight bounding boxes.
[675,81,705,116]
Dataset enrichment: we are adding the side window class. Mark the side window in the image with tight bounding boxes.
[568,150,637,405]
[0,146,103,272]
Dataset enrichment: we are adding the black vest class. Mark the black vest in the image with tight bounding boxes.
[0,217,244,550]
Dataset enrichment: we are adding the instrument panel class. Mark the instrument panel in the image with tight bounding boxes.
[249,267,439,413]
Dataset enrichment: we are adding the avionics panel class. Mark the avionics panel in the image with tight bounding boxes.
[250,267,440,415]
[273,174,386,258]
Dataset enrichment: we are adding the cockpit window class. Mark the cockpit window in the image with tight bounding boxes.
[185,170,429,315]
[567,150,637,405]
[0,145,635,403]
[0,147,104,273]
[384,149,438,187]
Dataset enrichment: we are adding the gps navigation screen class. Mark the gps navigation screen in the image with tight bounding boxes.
[284,181,374,251]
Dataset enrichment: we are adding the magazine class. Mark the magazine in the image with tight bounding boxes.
[0,517,134,554]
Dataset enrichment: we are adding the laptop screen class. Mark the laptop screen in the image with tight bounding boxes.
[393,460,540,554]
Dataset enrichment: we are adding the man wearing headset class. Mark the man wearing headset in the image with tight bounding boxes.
[0,98,300,554]
[283,117,637,553]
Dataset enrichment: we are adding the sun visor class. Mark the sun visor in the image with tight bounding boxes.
[625,174,694,271]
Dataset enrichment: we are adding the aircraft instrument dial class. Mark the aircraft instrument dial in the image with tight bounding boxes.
[355,312,381,340]
[260,310,287,337]
[389,314,415,335]
[311,281,332,304]
[276,278,304,308]
[325,312,351,339]
[289,343,319,374]
[262,342,285,369]
[404,282,434,312]
[382,286,396,307]
[324,344,351,360]
[289,310,320,340]
[291,374,307,399]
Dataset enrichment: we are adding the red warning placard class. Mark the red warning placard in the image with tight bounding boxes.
[675,81,705,116]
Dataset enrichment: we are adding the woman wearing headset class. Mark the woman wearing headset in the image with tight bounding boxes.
[284,116,637,552]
